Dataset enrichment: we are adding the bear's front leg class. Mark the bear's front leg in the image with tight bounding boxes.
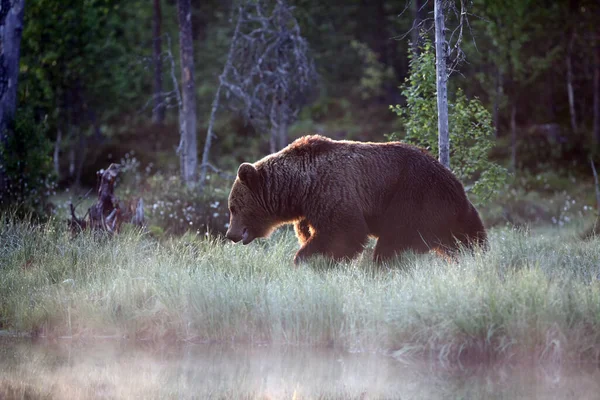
[293,227,368,265]
[294,218,312,245]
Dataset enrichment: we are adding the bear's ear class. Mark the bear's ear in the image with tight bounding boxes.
[237,163,260,189]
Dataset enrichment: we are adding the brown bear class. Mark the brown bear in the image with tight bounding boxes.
[225,135,487,264]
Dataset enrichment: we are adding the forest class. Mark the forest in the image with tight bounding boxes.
[0,0,598,232]
[2,1,600,397]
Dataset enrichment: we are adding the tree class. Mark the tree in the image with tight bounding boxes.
[19,0,151,185]
[0,0,25,135]
[199,5,244,189]
[218,0,317,154]
[152,0,165,125]
[595,35,600,146]
[389,40,506,205]
[433,0,449,169]
[0,0,26,193]
[469,0,561,171]
[177,0,198,186]
[410,0,421,57]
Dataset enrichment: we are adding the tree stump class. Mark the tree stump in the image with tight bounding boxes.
[69,163,144,234]
[88,163,122,232]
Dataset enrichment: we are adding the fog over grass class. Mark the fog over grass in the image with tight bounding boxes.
[1,215,600,364]
[3,339,600,399]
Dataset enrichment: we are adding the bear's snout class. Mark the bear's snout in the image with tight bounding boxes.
[226,227,249,244]
[225,229,241,243]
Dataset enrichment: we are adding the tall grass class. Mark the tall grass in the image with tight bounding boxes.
[1,215,600,364]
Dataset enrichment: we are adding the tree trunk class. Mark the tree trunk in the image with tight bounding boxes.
[68,130,75,179]
[277,119,288,151]
[411,0,421,56]
[567,31,578,135]
[510,103,517,172]
[434,0,449,169]
[0,0,25,135]
[0,0,26,194]
[276,86,287,150]
[269,84,279,154]
[152,0,165,125]
[493,67,502,138]
[74,129,86,187]
[177,0,198,186]
[269,125,277,154]
[594,33,600,146]
[53,128,62,180]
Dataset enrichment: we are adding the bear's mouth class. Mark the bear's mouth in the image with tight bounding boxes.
[241,228,251,245]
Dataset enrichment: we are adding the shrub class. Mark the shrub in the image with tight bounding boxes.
[0,109,56,218]
[388,40,507,206]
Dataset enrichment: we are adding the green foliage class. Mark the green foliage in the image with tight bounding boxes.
[0,110,56,218]
[350,40,395,100]
[19,0,150,135]
[388,40,508,205]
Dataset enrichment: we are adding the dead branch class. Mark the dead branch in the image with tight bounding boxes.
[218,0,318,151]
[68,203,87,232]
[201,163,235,181]
[199,5,245,189]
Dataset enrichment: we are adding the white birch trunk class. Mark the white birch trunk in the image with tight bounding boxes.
[434,0,449,169]
[277,119,288,151]
[177,0,198,186]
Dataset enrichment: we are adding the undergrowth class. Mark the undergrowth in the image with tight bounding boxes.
[1,215,600,365]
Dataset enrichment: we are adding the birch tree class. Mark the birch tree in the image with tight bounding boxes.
[177,0,198,186]
[390,40,507,205]
[433,0,449,169]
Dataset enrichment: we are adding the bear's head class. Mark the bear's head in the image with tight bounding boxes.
[226,163,274,245]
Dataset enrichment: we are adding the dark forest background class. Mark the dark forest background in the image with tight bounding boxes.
[1,0,599,236]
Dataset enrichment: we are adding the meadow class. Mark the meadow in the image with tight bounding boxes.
[1,215,600,366]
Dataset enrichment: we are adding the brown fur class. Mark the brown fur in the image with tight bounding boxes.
[225,135,487,264]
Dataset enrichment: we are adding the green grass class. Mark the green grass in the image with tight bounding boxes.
[1,215,600,364]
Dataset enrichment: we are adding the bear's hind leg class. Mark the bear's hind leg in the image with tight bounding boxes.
[373,235,431,263]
